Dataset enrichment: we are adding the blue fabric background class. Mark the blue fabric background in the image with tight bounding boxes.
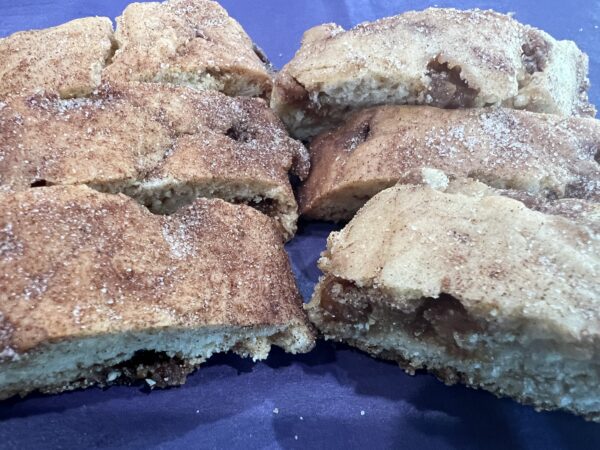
[0,1,599,448]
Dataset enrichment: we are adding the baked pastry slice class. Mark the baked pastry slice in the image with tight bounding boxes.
[306,181,600,421]
[299,106,600,221]
[272,8,595,138]
[104,0,272,98]
[0,83,308,239]
[0,186,314,399]
[0,17,115,98]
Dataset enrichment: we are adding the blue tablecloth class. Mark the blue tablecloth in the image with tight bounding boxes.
[0,1,599,448]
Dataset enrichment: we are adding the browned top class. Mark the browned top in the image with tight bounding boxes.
[299,106,600,220]
[0,90,170,190]
[0,84,308,236]
[0,186,311,360]
[104,0,272,97]
[122,83,309,181]
[0,17,115,98]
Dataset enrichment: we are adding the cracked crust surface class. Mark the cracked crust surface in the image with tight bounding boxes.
[307,181,600,420]
[104,0,272,97]
[273,8,595,138]
[299,106,600,221]
[0,83,308,239]
[0,17,115,98]
[0,186,314,399]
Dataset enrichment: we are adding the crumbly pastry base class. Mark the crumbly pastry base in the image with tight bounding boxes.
[308,278,600,422]
[0,324,310,400]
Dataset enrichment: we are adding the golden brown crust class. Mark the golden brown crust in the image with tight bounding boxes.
[299,106,600,221]
[0,17,115,98]
[0,185,311,357]
[104,0,272,97]
[0,83,308,238]
[273,8,595,138]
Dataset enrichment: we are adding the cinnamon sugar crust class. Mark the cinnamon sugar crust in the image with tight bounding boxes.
[1,1,272,99]
[104,0,272,98]
[273,8,595,139]
[299,106,600,221]
[0,83,308,239]
[0,186,314,399]
[0,17,115,98]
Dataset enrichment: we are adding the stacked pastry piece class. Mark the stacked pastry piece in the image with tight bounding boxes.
[0,84,307,239]
[281,9,600,420]
[0,0,314,399]
[0,0,308,238]
[272,8,595,139]
[0,0,272,98]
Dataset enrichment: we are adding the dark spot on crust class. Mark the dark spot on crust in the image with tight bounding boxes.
[471,46,514,75]
[194,28,211,41]
[449,230,471,244]
[344,121,371,151]
[564,179,597,201]
[408,20,437,34]
[252,43,272,69]
[88,350,197,389]
[238,197,277,216]
[277,74,310,108]
[522,33,550,74]
[30,179,49,188]
[488,268,505,279]
[226,124,253,143]
[319,278,373,323]
[441,276,452,291]
[411,294,482,345]
[426,58,480,108]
